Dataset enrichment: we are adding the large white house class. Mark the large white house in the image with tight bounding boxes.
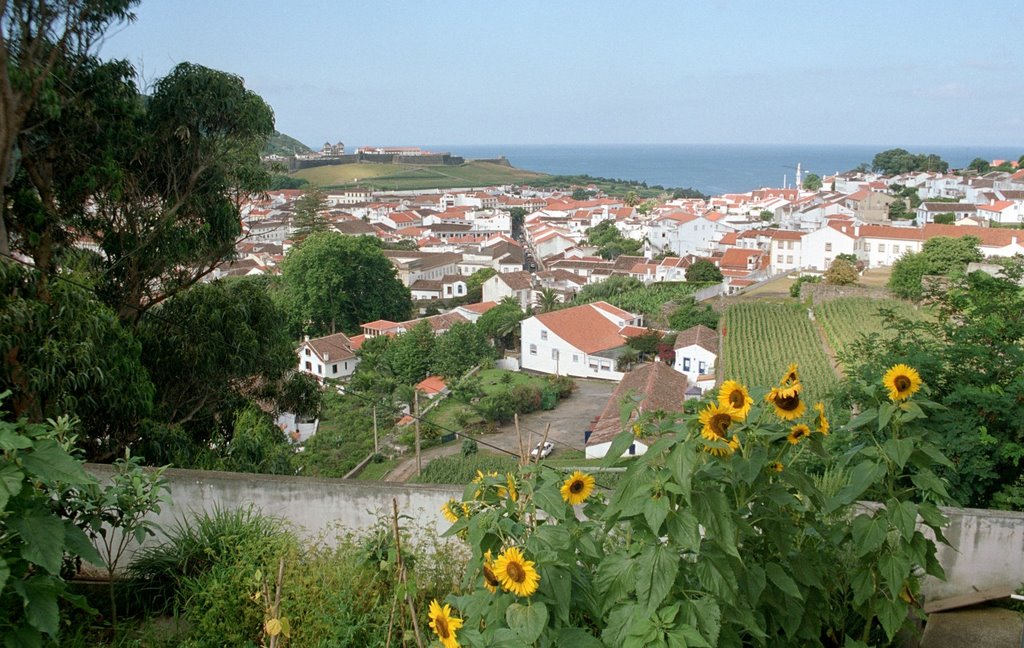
[297,332,359,382]
[801,222,858,271]
[520,301,642,380]
[647,211,733,257]
[672,324,718,389]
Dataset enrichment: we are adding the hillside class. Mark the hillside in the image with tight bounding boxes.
[264,130,313,156]
[292,160,549,190]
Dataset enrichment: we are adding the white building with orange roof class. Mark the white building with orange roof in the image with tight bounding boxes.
[977,200,1023,225]
[855,225,924,268]
[646,210,734,257]
[520,301,642,380]
[801,222,858,271]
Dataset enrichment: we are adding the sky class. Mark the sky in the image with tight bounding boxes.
[100,1,1024,149]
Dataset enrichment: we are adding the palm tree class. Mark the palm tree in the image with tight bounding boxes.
[624,190,640,207]
[535,287,561,313]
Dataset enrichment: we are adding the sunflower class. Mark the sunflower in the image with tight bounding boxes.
[482,551,500,593]
[699,402,742,444]
[717,380,753,419]
[441,499,462,524]
[882,364,922,402]
[766,385,806,421]
[560,470,596,505]
[705,434,741,457]
[428,599,463,648]
[813,402,830,436]
[472,470,507,499]
[768,461,784,473]
[493,547,540,597]
[787,423,811,445]
[780,363,800,387]
[505,473,518,502]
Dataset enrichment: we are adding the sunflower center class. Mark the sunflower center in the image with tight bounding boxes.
[894,376,911,392]
[709,413,732,437]
[483,566,499,587]
[435,616,450,639]
[506,562,526,583]
[776,394,800,411]
[728,390,745,408]
[569,479,585,494]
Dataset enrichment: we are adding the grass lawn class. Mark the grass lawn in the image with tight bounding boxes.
[293,161,548,191]
[353,458,401,481]
[858,266,893,288]
[423,369,554,432]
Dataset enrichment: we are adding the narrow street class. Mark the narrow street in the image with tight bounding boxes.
[384,378,616,481]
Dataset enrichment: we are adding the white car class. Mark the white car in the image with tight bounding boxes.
[530,441,555,459]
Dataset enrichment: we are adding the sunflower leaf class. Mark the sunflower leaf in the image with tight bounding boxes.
[887,500,917,541]
[643,494,670,535]
[666,510,701,553]
[602,432,636,467]
[851,513,887,556]
[765,562,803,600]
[667,441,695,505]
[878,402,896,431]
[635,544,678,616]
[505,601,547,645]
[882,438,914,469]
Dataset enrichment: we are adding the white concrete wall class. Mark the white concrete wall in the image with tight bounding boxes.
[85,464,462,571]
[84,465,1024,600]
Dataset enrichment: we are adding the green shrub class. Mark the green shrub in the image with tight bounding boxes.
[461,439,479,457]
[127,506,295,616]
[510,384,543,414]
[546,375,576,399]
[539,386,558,411]
[790,274,821,298]
[477,392,515,423]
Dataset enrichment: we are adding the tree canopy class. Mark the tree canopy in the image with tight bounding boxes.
[802,173,822,191]
[685,259,723,283]
[585,220,642,260]
[280,232,412,336]
[888,236,982,300]
[871,148,949,175]
[823,258,859,285]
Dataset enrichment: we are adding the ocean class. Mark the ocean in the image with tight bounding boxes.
[432,144,1022,196]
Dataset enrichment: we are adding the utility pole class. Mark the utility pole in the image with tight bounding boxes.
[414,391,421,476]
[372,407,379,454]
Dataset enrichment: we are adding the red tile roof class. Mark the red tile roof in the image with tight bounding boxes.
[922,224,1024,247]
[674,325,718,353]
[587,363,690,447]
[533,302,636,354]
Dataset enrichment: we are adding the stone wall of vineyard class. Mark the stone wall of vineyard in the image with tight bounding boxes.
[801,282,892,304]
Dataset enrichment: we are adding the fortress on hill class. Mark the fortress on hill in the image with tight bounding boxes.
[288,142,467,171]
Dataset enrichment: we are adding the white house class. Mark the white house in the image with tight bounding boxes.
[855,225,924,268]
[482,271,534,309]
[646,211,733,257]
[410,275,467,300]
[520,301,642,381]
[801,222,858,272]
[297,332,359,382]
[672,325,718,387]
[584,362,690,459]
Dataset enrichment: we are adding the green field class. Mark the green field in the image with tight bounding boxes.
[815,297,932,364]
[292,160,548,190]
[720,302,837,405]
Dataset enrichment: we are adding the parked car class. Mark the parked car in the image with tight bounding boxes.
[530,441,555,459]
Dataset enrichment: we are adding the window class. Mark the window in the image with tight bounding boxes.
[305,348,311,356]
[332,364,338,373]
[878,244,886,253]
[699,361,706,374]
[317,365,322,375]
[551,349,559,360]
[825,242,832,252]
[777,254,784,263]
[529,344,537,355]
[786,255,793,263]
[683,357,691,371]
[540,330,547,341]
[573,354,580,363]
[893,245,899,253]
[305,361,312,371]
[344,362,348,370]
[864,243,871,251]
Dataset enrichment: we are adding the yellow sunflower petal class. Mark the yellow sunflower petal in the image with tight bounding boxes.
[882,364,922,402]
[718,380,753,419]
[493,547,540,597]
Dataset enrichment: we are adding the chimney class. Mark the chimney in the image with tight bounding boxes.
[304,335,310,342]
[324,352,329,361]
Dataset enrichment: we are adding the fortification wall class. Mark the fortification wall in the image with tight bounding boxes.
[802,282,892,304]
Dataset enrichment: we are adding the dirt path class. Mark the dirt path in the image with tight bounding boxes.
[809,308,844,379]
[383,378,616,482]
